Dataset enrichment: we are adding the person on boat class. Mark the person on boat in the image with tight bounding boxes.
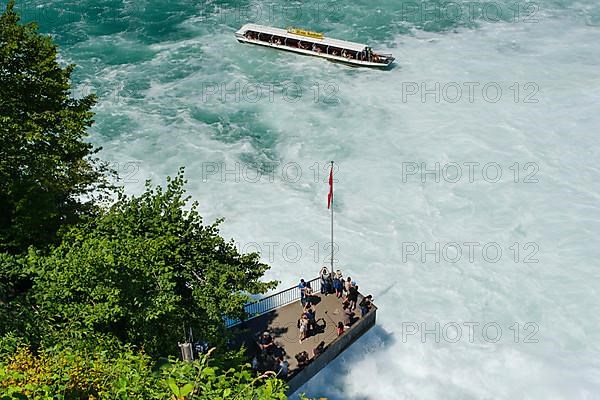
[275,37,282,45]
[341,49,347,58]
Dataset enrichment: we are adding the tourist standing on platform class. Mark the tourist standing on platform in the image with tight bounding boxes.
[298,278,308,306]
[298,315,309,343]
[360,294,373,316]
[333,270,344,298]
[344,276,353,294]
[303,304,316,332]
[347,282,358,311]
[320,267,332,295]
[304,282,313,303]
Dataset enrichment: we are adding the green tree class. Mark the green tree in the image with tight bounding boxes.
[28,170,277,357]
[0,0,109,253]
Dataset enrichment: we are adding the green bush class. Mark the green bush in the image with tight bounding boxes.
[0,345,288,399]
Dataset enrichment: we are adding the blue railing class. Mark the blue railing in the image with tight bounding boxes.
[226,277,321,328]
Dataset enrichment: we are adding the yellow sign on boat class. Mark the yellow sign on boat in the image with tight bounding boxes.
[286,27,324,39]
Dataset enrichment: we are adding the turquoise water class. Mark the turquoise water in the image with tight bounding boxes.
[12,0,600,398]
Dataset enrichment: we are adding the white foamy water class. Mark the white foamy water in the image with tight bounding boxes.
[44,1,600,397]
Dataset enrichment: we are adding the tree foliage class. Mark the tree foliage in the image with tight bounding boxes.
[0,345,288,399]
[0,0,109,253]
[23,169,277,356]
[0,3,310,399]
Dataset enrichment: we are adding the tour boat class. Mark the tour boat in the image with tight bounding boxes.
[235,24,395,68]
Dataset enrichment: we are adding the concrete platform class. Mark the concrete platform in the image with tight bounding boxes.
[231,290,376,393]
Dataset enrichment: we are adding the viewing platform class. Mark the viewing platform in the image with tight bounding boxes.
[229,277,377,395]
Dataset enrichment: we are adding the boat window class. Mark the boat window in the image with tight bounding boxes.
[329,47,342,56]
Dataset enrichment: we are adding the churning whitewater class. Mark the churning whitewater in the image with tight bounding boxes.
[20,0,600,398]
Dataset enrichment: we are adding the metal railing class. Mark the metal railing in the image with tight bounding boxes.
[226,277,321,328]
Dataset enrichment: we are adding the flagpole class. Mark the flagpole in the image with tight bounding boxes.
[330,160,334,275]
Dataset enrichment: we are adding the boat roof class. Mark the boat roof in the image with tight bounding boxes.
[238,24,367,52]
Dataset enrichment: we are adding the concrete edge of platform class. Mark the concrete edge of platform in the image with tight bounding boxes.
[285,305,377,395]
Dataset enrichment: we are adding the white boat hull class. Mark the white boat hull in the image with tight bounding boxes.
[235,34,394,69]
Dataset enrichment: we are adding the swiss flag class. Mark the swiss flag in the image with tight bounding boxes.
[327,164,333,209]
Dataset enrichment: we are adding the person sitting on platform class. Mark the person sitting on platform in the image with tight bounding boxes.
[312,341,326,358]
[337,321,345,336]
[295,351,310,368]
[257,331,275,352]
[271,343,285,360]
[277,357,289,378]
